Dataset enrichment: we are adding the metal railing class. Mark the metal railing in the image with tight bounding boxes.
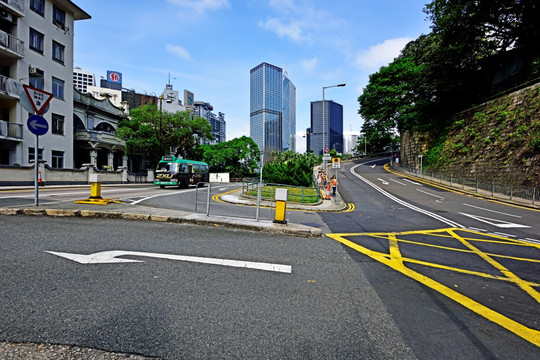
[0,30,24,57]
[0,120,23,139]
[392,163,538,206]
[241,180,320,204]
[196,182,274,221]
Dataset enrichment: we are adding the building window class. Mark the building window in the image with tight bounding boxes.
[52,41,65,64]
[52,77,64,99]
[29,28,44,53]
[53,6,66,29]
[28,147,43,162]
[29,69,44,90]
[52,150,64,168]
[30,0,45,16]
[51,114,64,135]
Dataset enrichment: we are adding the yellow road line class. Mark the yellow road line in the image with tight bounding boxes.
[449,229,540,303]
[327,229,540,346]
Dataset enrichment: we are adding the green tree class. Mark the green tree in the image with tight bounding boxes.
[262,151,319,187]
[117,104,213,168]
[199,136,260,178]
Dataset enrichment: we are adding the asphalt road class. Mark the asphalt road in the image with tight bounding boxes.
[0,216,413,359]
[0,160,538,358]
[322,159,540,358]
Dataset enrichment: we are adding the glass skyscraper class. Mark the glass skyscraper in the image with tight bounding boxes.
[308,100,344,155]
[250,62,296,154]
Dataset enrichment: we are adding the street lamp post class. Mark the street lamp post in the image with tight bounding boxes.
[322,83,345,170]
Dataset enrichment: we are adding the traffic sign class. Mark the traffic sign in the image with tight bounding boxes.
[332,158,341,168]
[27,115,48,136]
[23,85,54,115]
[332,157,341,163]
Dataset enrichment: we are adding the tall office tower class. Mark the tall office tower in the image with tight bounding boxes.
[308,100,344,155]
[250,62,296,154]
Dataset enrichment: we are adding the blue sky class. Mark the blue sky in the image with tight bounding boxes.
[73,0,432,152]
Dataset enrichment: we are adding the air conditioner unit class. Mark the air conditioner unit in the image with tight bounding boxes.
[29,67,39,76]
[0,8,13,23]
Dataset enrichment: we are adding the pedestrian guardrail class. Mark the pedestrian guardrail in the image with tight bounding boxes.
[392,163,538,206]
[241,180,320,204]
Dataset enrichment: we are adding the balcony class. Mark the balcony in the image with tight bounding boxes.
[0,74,21,99]
[0,30,24,58]
[0,0,25,16]
[75,129,125,149]
[0,119,23,140]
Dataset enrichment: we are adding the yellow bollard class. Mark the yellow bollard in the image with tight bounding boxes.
[273,188,289,224]
[90,174,102,199]
[74,174,121,205]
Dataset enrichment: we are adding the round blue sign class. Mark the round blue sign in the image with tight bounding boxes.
[27,115,49,136]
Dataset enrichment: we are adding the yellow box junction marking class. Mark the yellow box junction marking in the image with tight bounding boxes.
[327,228,540,346]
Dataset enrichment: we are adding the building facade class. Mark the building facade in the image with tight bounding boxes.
[73,87,128,170]
[73,66,94,93]
[0,0,90,167]
[249,62,295,154]
[308,100,343,155]
[193,101,226,144]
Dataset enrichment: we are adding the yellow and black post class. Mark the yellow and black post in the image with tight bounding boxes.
[273,188,289,224]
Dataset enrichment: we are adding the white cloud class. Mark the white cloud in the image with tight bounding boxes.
[259,18,307,43]
[168,0,230,14]
[301,57,318,72]
[166,44,191,61]
[355,37,413,68]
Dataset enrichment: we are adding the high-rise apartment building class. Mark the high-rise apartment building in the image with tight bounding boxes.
[250,62,295,154]
[193,101,226,144]
[0,0,90,167]
[73,67,95,93]
[307,100,343,155]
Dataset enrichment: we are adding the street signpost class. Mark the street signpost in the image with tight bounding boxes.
[23,85,54,206]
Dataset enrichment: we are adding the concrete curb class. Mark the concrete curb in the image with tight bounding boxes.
[0,207,323,237]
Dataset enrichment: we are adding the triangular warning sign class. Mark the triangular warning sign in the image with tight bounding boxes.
[23,84,54,115]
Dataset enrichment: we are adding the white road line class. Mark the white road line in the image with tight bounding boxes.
[463,203,522,218]
[402,178,422,186]
[468,227,488,232]
[416,189,445,200]
[389,178,407,186]
[491,232,516,238]
[130,188,197,205]
[351,164,463,228]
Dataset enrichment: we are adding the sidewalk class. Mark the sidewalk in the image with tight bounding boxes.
[0,184,347,238]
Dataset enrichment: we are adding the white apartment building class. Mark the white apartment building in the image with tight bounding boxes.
[73,66,94,93]
[0,0,90,167]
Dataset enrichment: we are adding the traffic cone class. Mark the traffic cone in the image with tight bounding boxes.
[38,171,44,186]
[325,183,330,200]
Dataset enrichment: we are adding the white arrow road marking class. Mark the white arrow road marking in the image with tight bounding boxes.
[370,164,376,168]
[46,250,292,273]
[377,178,389,185]
[458,213,531,229]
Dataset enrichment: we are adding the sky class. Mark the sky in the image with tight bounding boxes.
[73,0,433,153]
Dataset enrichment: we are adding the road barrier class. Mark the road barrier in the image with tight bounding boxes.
[391,163,538,206]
